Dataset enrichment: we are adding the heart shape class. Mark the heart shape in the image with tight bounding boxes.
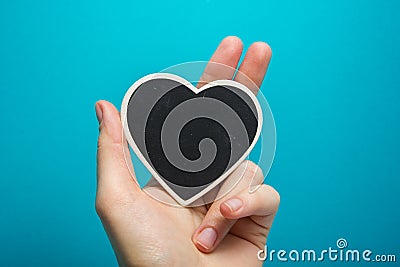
[121,73,262,206]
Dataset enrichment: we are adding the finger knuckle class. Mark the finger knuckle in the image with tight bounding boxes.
[95,196,109,218]
[234,160,264,186]
[95,191,133,220]
[243,160,264,181]
[262,185,280,211]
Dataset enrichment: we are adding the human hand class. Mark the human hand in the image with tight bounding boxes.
[95,36,280,267]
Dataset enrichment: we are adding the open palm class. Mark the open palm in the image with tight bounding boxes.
[95,36,280,267]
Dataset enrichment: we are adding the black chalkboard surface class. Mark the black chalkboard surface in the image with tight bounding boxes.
[121,73,262,206]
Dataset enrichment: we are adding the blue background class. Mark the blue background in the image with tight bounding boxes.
[0,0,399,266]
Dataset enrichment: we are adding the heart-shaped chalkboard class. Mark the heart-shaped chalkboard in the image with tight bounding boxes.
[121,73,262,206]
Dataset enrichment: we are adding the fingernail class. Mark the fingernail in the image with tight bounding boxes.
[95,102,103,123]
[223,198,243,212]
[196,227,217,250]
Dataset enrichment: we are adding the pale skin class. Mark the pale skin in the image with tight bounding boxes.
[95,36,280,267]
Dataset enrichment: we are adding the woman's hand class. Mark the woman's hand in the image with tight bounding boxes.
[95,36,280,267]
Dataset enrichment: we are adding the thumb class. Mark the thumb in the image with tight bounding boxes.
[95,100,140,206]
